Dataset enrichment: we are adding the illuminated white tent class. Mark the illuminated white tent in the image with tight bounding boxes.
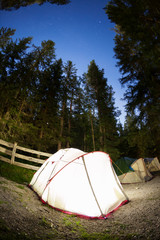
[29,148,128,219]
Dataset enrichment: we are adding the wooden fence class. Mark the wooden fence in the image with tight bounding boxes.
[0,139,52,171]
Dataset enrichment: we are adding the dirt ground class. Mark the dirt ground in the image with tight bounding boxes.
[0,173,160,239]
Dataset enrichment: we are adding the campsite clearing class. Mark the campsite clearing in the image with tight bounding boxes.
[0,173,160,239]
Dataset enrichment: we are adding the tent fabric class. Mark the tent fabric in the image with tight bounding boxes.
[114,157,153,184]
[113,157,136,176]
[144,157,160,172]
[29,148,128,219]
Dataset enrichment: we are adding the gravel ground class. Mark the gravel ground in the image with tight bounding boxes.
[0,173,160,239]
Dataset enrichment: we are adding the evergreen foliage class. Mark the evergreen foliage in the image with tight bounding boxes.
[0,0,70,11]
[84,60,120,159]
[0,28,120,160]
[106,0,160,158]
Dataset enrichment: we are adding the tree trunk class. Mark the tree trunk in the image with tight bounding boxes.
[66,91,73,148]
[89,109,95,151]
[99,123,103,151]
[83,132,87,152]
[58,100,65,150]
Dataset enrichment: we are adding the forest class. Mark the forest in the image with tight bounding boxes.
[0,0,160,160]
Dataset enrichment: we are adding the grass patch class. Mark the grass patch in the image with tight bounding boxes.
[0,160,35,184]
[16,185,25,190]
[40,216,51,227]
[62,215,119,240]
[0,218,59,240]
[0,200,7,205]
[0,219,30,240]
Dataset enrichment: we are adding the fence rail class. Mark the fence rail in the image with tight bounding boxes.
[0,139,52,170]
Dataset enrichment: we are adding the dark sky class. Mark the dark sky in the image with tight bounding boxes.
[0,0,126,124]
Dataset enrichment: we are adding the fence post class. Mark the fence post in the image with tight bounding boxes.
[11,142,17,164]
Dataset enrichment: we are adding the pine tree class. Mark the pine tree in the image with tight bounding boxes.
[106,0,160,158]
[0,28,34,142]
[58,60,79,149]
[85,60,120,159]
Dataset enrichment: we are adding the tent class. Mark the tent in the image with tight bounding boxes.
[114,157,153,184]
[144,157,160,172]
[29,148,128,219]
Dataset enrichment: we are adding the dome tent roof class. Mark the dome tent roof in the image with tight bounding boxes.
[29,148,128,219]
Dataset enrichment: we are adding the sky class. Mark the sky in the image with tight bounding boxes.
[0,0,127,125]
